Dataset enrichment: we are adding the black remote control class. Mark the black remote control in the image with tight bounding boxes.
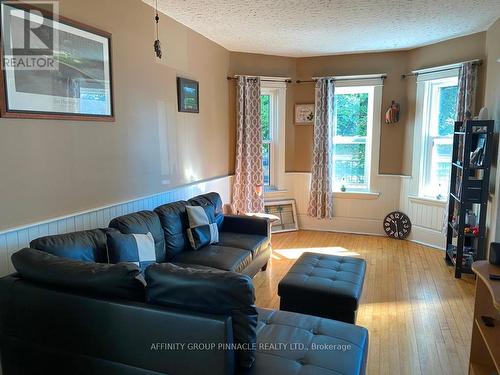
[490,273,500,281]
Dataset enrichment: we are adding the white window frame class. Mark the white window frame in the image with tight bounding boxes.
[261,81,286,191]
[332,78,383,193]
[414,69,459,199]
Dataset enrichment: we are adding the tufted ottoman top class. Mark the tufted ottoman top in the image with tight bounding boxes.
[278,253,366,311]
[246,308,369,375]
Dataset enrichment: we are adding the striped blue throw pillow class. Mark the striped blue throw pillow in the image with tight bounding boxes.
[186,205,219,250]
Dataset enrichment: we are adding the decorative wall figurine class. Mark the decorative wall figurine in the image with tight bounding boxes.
[385,101,400,124]
[153,0,162,58]
[475,107,489,120]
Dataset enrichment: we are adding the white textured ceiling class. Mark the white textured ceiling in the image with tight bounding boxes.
[145,0,500,57]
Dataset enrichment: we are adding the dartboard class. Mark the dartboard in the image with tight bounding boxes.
[383,211,411,239]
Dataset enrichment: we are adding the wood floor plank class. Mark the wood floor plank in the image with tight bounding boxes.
[254,230,475,375]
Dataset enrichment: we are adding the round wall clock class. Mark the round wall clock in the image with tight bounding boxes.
[383,211,411,239]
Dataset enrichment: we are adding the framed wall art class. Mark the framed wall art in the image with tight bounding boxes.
[0,1,114,121]
[294,103,314,125]
[177,77,199,113]
[264,199,299,233]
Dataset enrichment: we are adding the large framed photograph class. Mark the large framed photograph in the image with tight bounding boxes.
[0,1,114,121]
[177,77,199,113]
[295,103,314,125]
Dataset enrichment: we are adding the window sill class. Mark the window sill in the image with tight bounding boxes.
[409,195,447,207]
[264,188,288,198]
[333,191,380,200]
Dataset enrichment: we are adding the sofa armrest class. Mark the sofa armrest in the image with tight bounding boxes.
[221,215,270,237]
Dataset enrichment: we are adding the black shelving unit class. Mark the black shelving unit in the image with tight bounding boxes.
[445,120,493,278]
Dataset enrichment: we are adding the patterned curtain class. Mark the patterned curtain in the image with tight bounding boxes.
[442,62,478,235]
[456,62,478,122]
[308,78,335,219]
[232,76,264,214]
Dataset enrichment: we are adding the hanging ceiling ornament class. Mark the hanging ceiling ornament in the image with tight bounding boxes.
[154,0,162,59]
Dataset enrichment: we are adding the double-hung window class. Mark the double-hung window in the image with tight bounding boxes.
[332,85,376,192]
[261,92,272,186]
[260,82,286,190]
[418,72,458,198]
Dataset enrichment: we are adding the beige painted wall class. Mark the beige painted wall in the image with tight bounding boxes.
[228,53,297,172]
[229,32,487,175]
[0,0,231,231]
[295,51,409,174]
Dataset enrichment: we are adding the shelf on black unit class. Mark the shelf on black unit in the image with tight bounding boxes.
[445,245,474,274]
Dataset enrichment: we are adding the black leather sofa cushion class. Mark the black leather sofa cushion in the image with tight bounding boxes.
[154,200,190,260]
[278,253,366,324]
[248,308,369,375]
[187,192,224,228]
[30,228,111,263]
[109,211,166,263]
[0,275,234,375]
[218,232,269,259]
[173,245,253,273]
[11,248,144,301]
[145,263,257,369]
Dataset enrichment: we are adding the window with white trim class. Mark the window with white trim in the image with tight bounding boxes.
[418,72,458,199]
[260,82,286,190]
[332,85,375,192]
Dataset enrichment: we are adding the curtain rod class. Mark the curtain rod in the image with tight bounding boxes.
[401,59,482,79]
[296,74,387,84]
[227,75,292,83]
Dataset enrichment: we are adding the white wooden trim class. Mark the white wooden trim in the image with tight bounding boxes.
[412,59,480,76]
[261,82,287,190]
[334,191,380,200]
[408,195,447,207]
[416,68,460,82]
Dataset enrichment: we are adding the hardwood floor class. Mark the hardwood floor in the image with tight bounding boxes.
[253,230,475,375]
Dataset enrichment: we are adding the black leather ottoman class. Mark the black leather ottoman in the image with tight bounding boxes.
[248,308,369,375]
[278,253,366,324]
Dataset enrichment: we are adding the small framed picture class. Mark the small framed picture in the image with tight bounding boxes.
[177,77,199,113]
[295,104,314,125]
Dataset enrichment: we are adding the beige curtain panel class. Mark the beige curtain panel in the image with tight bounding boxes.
[232,76,265,214]
[308,78,335,219]
[442,62,478,235]
[456,62,478,122]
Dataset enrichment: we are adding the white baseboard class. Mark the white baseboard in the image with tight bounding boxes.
[298,214,445,250]
[298,214,385,236]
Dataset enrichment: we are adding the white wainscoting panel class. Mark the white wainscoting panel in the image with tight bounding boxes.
[266,172,401,236]
[0,175,232,276]
[400,177,447,249]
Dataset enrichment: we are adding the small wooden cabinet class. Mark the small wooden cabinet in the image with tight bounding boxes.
[469,261,500,375]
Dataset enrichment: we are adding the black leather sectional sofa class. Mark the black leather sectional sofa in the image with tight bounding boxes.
[0,192,369,375]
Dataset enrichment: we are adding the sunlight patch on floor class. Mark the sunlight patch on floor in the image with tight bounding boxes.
[272,246,360,260]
